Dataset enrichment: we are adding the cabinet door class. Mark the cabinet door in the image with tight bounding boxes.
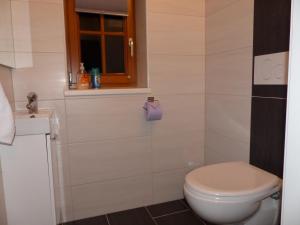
[0,134,55,225]
[0,0,15,67]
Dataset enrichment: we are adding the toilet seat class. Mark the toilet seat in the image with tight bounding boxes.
[185,162,281,200]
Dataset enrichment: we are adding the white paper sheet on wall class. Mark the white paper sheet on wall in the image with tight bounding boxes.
[254,51,289,85]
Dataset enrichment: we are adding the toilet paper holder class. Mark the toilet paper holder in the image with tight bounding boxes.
[147,96,155,102]
[143,97,162,121]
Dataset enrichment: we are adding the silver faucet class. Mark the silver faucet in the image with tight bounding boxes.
[26,92,38,114]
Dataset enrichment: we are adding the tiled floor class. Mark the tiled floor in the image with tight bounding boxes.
[62,199,215,225]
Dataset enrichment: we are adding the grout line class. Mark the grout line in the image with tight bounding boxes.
[206,0,242,17]
[252,96,286,100]
[105,214,112,225]
[67,134,151,146]
[70,172,153,188]
[179,200,208,225]
[148,10,205,19]
[145,207,159,225]
[151,209,191,219]
[149,52,205,57]
[205,45,253,57]
[205,92,251,98]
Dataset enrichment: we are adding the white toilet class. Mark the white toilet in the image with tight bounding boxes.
[184,161,282,225]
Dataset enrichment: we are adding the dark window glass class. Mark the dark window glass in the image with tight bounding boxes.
[79,13,100,31]
[80,35,102,72]
[105,36,125,73]
[104,15,124,32]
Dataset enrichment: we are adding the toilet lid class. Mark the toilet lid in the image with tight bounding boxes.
[185,161,280,197]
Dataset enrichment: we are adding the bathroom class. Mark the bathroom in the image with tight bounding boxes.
[0,0,299,224]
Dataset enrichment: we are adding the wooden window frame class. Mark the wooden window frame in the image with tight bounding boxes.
[64,0,137,88]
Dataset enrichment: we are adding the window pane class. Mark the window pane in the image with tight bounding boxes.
[104,15,124,32]
[105,36,125,73]
[80,35,102,72]
[79,13,100,31]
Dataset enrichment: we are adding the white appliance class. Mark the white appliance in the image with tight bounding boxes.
[184,161,281,225]
[0,111,56,225]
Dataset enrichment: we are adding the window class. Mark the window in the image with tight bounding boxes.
[64,0,136,88]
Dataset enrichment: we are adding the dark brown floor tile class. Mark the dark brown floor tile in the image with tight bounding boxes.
[181,199,191,208]
[63,215,108,225]
[107,207,156,225]
[204,222,217,225]
[155,211,205,225]
[147,200,188,218]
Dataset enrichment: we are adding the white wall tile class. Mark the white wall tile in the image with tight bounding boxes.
[205,0,239,16]
[51,144,71,188]
[69,137,151,185]
[29,0,63,3]
[206,94,251,144]
[152,131,204,172]
[0,0,14,53]
[12,53,66,101]
[149,54,205,95]
[206,47,253,96]
[204,0,253,166]
[148,12,204,33]
[151,94,205,137]
[11,0,32,53]
[71,175,152,220]
[203,149,225,165]
[206,0,254,54]
[205,130,250,165]
[153,168,189,204]
[148,0,205,17]
[148,30,204,55]
[29,1,65,53]
[148,13,205,55]
[66,96,151,143]
[54,186,73,223]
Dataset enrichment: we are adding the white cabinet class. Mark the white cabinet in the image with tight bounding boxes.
[0,0,33,68]
[0,112,56,225]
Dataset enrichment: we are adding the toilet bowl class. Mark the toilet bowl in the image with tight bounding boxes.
[184,161,282,225]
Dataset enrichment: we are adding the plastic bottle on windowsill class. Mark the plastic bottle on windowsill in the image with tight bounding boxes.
[77,62,90,90]
[90,68,101,89]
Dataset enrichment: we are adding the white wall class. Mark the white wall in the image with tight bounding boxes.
[204,0,254,164]
[9,0,205,222]
[281,0,300,223]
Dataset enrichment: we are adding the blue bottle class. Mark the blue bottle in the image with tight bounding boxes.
[90,68,101,89]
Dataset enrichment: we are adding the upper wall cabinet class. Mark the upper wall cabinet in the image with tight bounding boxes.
[0,0,33,68]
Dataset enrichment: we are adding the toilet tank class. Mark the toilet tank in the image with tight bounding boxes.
[0,111,57,225]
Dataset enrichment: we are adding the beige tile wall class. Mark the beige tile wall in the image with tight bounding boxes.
[148,0,205,207]
[204,0,254,164]
[2,0,256,222]
[9,0,205,222]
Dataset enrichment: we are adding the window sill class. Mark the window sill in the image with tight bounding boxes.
[64,88,152,97]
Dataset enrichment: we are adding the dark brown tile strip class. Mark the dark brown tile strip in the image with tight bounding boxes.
[155,211,205,225]
[107,207,155,225]
[61,199,206,225]
[147,200,188,218]
[62,215,108,225]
